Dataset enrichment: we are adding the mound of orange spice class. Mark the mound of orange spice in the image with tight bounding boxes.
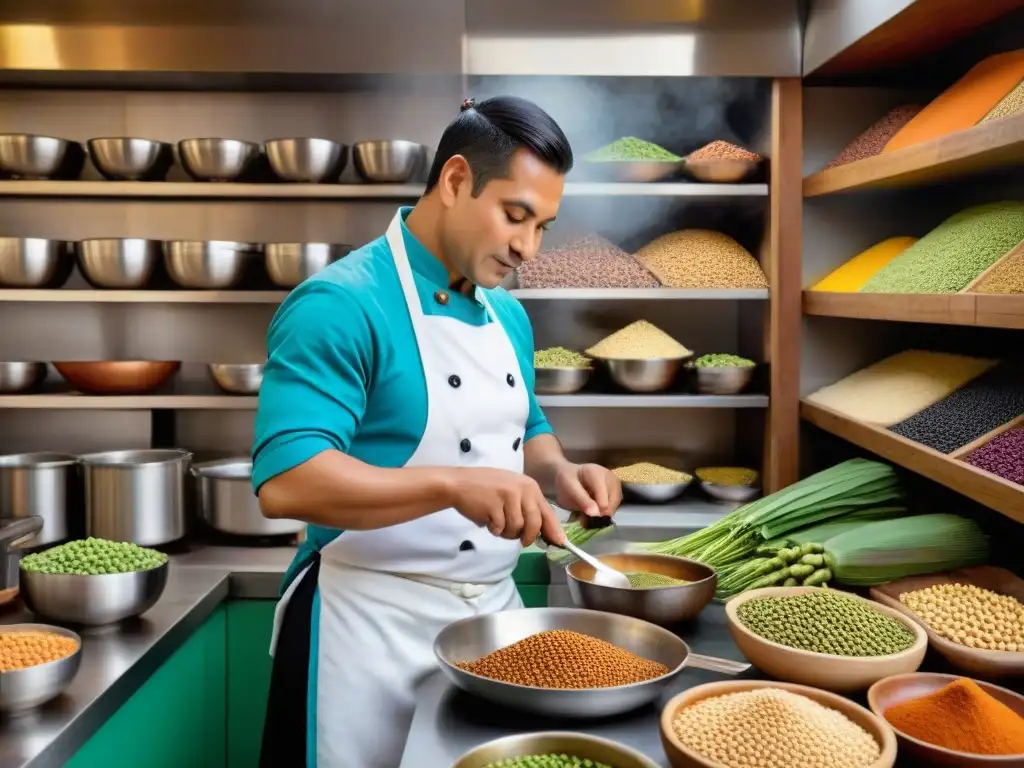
[884,678,1024,755]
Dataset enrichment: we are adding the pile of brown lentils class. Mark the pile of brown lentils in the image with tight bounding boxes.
[516,234,660,289]
[687,140,760,162]
[823,104,923,169]
[455,630,669,688]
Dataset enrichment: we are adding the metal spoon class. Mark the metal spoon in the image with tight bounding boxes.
[554,537,632,589]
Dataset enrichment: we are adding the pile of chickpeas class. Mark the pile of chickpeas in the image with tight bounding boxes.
[0,631,78,672]
[900,583,1023,652]
[456,630,669,689]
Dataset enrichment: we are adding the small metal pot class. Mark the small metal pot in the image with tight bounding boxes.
[80,449,191,546]
[0,517,44,593]
[0,453,80,547]
[192,459,303,537]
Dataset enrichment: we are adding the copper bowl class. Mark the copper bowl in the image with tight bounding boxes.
[53,362,180,395]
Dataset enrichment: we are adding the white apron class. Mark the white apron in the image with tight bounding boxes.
[272,210,531,768]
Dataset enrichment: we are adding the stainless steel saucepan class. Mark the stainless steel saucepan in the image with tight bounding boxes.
[192,458,303,537]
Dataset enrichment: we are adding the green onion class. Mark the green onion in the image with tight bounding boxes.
[545,519,614,565]
[821,513,989,586]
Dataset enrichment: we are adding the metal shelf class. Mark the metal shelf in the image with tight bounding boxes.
[513,288,769,300]
[0,180,768,200]
[536,394,769,408]
[0,290,288,304]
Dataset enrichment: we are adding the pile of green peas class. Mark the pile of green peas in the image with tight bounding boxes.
[484,756,613,768]
[20,537,168,576]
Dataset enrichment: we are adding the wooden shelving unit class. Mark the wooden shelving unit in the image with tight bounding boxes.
[802,291,1024,330]
[801,401,1024,524]
[803,113,1024,197]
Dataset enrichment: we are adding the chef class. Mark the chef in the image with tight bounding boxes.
[252,95,622,768]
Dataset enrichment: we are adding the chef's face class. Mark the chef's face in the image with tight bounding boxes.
[438,148,564,289]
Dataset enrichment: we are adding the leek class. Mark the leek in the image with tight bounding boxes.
[822,513,989,586]
[640,459,903,568]
[760,506,908,552]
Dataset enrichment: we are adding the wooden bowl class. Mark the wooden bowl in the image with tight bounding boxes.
[868,673,1024,767]
[725,586,927,692]
[871,566,1024,679]
[660,680,897,768]
[53,361,180,395]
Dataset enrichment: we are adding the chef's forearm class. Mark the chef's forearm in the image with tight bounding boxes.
[523,433,574,494]
[258,449,454,529]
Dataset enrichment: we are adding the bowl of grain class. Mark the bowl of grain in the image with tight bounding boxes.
[0,624,82,715]
[614,461,692,502]
[683,141,763,184]
[695,466,761,503]
[567,553,717,625]
[533,347,593,395]
[586,320,692,394]
[661,680,897,768]
[725,587,927,693]
[453,732,661,768]
[689,353,756,396]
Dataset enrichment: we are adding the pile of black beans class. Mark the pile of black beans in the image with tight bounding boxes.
[889,365,1024,453]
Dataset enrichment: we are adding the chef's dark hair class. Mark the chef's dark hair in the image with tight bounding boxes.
[424,96,573,196]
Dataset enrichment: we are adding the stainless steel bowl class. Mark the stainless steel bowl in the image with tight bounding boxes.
[534,367,593,395]
[596,356,689,394]
[265,138,348,183]
[163,241,259,289]
[623,478,692,503]
[0,453,80,547]
[0,238,74,288]
[0,134,85,180]
[177,138,260,182]
[684,157,761,183]
[21,562,169,625]
[87,138,172,181]
[208,364,263,394]
[693,364,755,395]
[352,140,426,183]
[434,607,747,718]
[76,239,162,288]
[453,732,660,768]
[0,362,47,393]
[192,459,304,537]
[0,624,82,714]
[80,449,191,547]
[264,243,352,287]
[582,160,684,183]
[700,481,761,503]
[566,553,717,625]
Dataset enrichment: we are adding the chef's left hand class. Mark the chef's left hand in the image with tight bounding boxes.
[554,462,622,520]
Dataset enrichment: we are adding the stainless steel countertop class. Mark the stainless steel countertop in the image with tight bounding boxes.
[0,546,294,768]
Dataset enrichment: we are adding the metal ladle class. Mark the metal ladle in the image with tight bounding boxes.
[551,536,632,589]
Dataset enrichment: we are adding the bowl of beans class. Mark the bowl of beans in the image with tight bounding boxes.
[660,680,897,768]
[725,587,927,693]
[452,731,660,768]
[612,461,692,503]
[435,607,749,718]
[566,553,717,625]
[20,537,170,626]
[0,624,82,714]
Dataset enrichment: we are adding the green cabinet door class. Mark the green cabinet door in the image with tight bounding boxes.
[227,601,277,768]
[66,608,227,768]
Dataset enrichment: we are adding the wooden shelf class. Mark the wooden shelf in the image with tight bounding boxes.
[803,113,1024,197]
[0,180,767,200]
[512,288,769,300]
[537,394,769,409]
[801,401,1024,524]
[803,291,1024,329]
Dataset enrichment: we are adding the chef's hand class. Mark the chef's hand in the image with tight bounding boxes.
[554,462,622,521]
[447,468,565,547]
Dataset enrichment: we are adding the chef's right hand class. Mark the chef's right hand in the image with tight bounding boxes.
[446,468,565,547]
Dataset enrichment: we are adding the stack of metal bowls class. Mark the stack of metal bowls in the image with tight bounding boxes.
[163,241,260,289]
[0,237,74,288]
[353,140,426,183]
[21,562,170,626]
[208,363,263,394]
[0,362,47,393]
[87,137,173,181]
[0,134,86,180]
[178,138,260,182]
[264,243,352,287]
[0,624,82,714]
[265,138,348,183]
[76,239,162,288]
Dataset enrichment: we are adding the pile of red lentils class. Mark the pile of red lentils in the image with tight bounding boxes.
[455,630,670,689]
[687,140,761,162]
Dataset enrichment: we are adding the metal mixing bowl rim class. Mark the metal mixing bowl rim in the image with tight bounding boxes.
[0,133,77,142]
[87,137,170,144]
[178,137,260,147]
[0,361,47,366]
[434,607,690,693]
[0,451,79,468]
[0,623,82,676]
[453,730,662,768]
[353,138,425,147]
[191,457,252,478]
[208,363,265,370]
[699,479,760,492]
[591,354,692,363]
[0,236,69,244]
[20,560,169,579]
[264,137,346,146]
[77,448,192,466]
[534,365,594,372]
[623,479,692,492]
[78,237,162,244]
[566,553,716,593]
[53,360,179,366]
[264,241,353,248]
[692,363,757,371]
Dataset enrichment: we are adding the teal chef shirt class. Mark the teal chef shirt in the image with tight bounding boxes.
[252,207,553,584]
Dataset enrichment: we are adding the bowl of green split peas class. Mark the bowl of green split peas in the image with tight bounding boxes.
[20,537,170,626]
[452,731,660,768]
[688,353,756,396]
[534,347,593,395]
